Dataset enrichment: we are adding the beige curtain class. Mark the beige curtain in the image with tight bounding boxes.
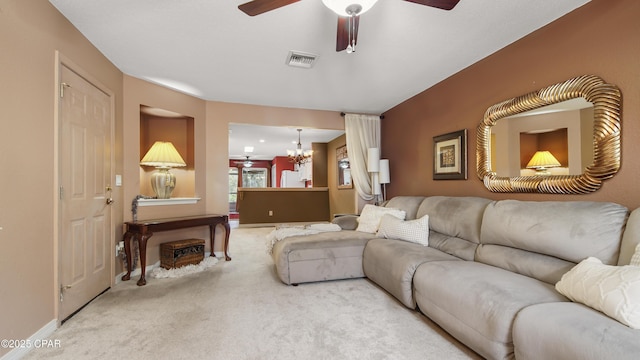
[344,113,380,202]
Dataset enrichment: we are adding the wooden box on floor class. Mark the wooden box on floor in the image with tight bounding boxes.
[160,238,205,269]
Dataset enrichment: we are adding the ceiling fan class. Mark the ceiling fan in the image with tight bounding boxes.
[233,156,255,167]
[238,0,461,52]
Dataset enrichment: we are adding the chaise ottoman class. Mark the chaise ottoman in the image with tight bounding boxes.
[271,230,376,285]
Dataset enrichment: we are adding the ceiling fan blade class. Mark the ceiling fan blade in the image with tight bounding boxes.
[336,16,359,52]
[238,0,301,16]
[403,0,461,10]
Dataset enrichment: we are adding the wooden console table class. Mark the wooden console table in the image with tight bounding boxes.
[121,214,231,286]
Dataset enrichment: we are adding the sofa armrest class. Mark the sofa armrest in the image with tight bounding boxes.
[332,215,359,230]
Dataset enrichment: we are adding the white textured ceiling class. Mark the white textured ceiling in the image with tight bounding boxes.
[228,124,345,160]
[49,0,591,115]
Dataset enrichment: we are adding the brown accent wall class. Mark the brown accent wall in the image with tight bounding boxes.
[237,188,330,223]
[140,113,195,169]
[381,0,640,209]
[312,142,328,187]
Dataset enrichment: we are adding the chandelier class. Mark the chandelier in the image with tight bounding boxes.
[287,129,313,165]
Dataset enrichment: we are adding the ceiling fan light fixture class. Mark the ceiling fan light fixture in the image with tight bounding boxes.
[322,0,378,17]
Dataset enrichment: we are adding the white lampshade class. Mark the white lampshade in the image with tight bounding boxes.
[322,0,379,16]
[140,141,186,168]
[140,141,186,199]
[367,148,380,172]
[379,159,390,184]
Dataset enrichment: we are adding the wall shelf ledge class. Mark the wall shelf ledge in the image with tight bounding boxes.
[137,197,201,206]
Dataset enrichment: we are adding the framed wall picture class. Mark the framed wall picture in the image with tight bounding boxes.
[433,129,467,180]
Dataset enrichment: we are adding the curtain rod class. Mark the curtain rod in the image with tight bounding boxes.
[340,112,385,120]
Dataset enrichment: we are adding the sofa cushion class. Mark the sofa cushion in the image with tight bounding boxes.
[478,200,628,283]
[413,260,567,360]
[513,302,640,360]
[384,196,426,220]
[555,257,640,329]
[416,196,492,244]
[415,196,492,260]
[332,215,359,230]
[377,214,429,246]
[481,200,627,264]
[620,207,640,265]
[427,231,477,261]
[475,244,575,285]
[363,238,460,308]
[356,204,406,233]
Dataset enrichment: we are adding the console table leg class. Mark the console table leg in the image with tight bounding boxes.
[121,232,133,281]
[209,221,232,261]
[209,224,216,258]
[223,222,232,261]
[137,234,151,286]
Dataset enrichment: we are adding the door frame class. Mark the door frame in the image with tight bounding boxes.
[54,51,116,324]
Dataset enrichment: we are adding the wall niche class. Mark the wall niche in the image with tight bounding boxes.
[139,105,195,198]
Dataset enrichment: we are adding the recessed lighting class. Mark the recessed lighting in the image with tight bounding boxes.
[259,139,265,143]
[244,146,254,153]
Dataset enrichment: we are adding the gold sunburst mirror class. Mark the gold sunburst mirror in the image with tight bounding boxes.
[477,75,621,194]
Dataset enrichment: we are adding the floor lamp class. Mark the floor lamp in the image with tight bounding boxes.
[379,159,390,202]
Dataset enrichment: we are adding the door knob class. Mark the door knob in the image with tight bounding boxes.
[106,185,113,205]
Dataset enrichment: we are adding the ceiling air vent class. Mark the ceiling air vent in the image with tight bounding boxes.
[285,51,318,69]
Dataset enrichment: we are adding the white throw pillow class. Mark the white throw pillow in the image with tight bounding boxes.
[630,243,640,266]
[377,214,429,246]
[356,204,406,233]
[555,257,640,329]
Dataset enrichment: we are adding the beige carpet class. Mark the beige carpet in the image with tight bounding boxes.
[23,227,481,360]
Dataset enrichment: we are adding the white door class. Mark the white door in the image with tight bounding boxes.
[59,64,113,321]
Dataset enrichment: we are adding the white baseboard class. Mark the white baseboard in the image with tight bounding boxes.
[114,252,225,284]
[1,319,57,360]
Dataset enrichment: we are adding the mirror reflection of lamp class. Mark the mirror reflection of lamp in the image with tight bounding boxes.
[140,141,186,199]
[526,150,561,176]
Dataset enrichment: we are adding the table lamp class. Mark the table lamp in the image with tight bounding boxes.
[140,141,186,199]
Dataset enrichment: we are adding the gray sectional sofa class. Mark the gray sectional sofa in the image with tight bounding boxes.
[270,196,640,359]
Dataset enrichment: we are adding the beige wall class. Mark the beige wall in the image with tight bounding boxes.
[382,0,640,210]
[121,79,345,267]
[328,135,357,216]
[0,2,345,354]
[120,75,210,272]
[204,100,343,217]
[0,0,124,355]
